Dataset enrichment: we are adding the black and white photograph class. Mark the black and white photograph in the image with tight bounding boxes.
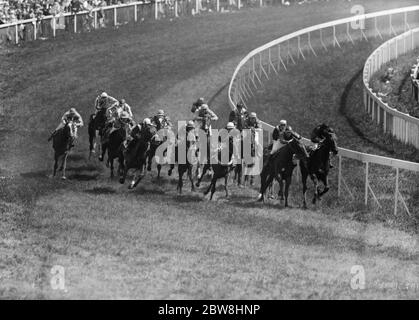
[0,0,418,303]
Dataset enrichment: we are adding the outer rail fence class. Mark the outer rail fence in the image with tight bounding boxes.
[0,0,283,44]
[227,6,419,216]
[364,28,419,149]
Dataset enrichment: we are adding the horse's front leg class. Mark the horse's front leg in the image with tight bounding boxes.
[53,154,59,177]
[224,171,229,197]
[157,164,162,179]
[177,166,184,194]
[278,174,285,201]
[196,164,209,187]
[99,143,106,162]
[188,165,195,192]
[284,175,292,208]
[61,153,68,180]
[109,158,114,178]
[311,174,319,204]
[318,174,329,198]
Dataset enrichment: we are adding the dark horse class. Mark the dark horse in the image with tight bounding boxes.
[169,137,197,194]
[100,126,126,178]
[196,139,235,200]
[257,138,309,207]
[51,121,75,179]
[88,108,107,159]
[300,125,338,208]
[119,135,150,189]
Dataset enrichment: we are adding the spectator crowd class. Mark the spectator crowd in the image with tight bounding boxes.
[0,0,135,24]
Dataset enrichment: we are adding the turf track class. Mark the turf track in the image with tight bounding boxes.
[1,0,418,299]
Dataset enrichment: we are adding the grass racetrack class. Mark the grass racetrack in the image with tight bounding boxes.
[1,0,419,299]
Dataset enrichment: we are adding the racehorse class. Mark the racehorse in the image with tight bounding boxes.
[257,137,309,207]
[88,108,107,159]
[147,121,172,179]
[300,125,338,208]
[233,128,260,187]
[168,137,197,194]
[100,126,126,178]
[119,134,150,189]
[196,138,235,200]
[51,120,75,179]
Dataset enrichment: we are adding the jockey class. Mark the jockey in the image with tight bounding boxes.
[94,92,118,116]
[125,117,154,153]
[119,99,133,119]
[193,104,218,134]
[229,103,248,131]
[48,107,84,146]
[244,112,261,129]
[141,117,158,142]
[270,119,302,155]
[191,97,205,113]
[151,109,172,131]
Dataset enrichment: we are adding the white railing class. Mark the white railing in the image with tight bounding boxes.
[0,0,260,45]
[228,6,419,216]
[364,28,419,149]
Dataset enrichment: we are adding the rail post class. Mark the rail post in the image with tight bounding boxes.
[338,155,342,197]
[134,4,138,22]
[34,20,37,40]
[174,1,178,18]
[74,13,77,33]
[394,167,399,215]
[155,0,159,19]
[259,0,262,7]
[94,10,97,29]
[365,161,369,205]
[114,7,117,26]
[216,0,219,12]
[52,16,56,38]
[15,24,19,44]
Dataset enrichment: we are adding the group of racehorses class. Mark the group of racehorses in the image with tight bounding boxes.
[50,107,339,208]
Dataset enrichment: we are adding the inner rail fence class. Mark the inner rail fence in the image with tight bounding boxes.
[227,6,419,217]
[364,28,419,149]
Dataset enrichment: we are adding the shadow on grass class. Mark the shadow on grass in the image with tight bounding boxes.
[67,173,100,181]
[172,194,203,203]
[85,186,117,195]
[20,170,51,179]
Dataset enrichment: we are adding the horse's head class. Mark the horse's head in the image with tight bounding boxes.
[322,130,338,155]
[288,138,309,160]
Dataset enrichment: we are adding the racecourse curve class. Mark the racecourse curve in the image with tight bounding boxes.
[1,0,418,299]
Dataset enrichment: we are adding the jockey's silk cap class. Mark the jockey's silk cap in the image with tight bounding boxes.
[186,120,195,128]
[201,104,209,110]
[120,99,125,104]
[143,118,152,125]
[237,103,244,109]
[226,122,235,129]
[249,112,257,118]
[197,97,204,104]
[279,119,287,125]
[101,92,108,98]
[157,109,165,116]
[69,108,76,114]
